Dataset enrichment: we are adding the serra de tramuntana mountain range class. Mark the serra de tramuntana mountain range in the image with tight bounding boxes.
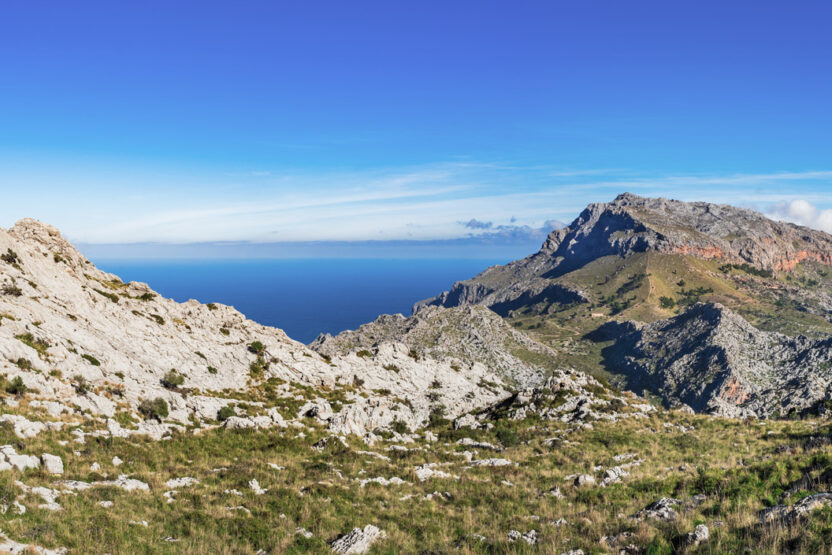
[2,193,832,553]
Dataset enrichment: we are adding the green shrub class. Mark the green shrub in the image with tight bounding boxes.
[207,366,218,374]
[81,354,100,366]
[138,397,169,421]
[220,327,230,336]
[5,376,26,396]
[15,358,33,371]
[391,419,408,434]
[217,405,236,421]
[53,253,64,263]
[496,426,519,447]
[2,284,22,297]
[248,341,266,355]
[93,288,119,303]
[383,364,400,373]
[1,249,19,265]
[72,375,89,395]
[161,370,185,389]
[356,349,373,358]
[659,296,676,309]
[15,333,50,357]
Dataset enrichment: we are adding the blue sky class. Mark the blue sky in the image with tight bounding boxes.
[1,1,831,253]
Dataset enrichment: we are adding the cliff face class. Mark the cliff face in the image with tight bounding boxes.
[608,303,832,418]
[417,193,832,313]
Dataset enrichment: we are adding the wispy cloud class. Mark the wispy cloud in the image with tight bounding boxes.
[3,161,831,244]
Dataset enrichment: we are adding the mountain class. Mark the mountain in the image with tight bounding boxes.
[418,192,832,315]
[418,193,832,417]
[3,206,832,553]
[310,304,558,389]
[0,219,537,438]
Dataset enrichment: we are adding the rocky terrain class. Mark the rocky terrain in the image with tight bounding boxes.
[419,193,832,420]
[311,304,559,388]
[606,302,832,418]
[0,219,532,441]
[417,192,832,314]
[2,193,832,553]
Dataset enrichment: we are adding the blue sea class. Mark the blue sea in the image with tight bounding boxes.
[92,259,503,344]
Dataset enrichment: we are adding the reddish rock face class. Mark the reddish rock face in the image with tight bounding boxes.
[719,377,750,405]
[774,250,832,272]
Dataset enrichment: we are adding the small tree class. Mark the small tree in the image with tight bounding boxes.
[5,376,27,396]
[161,369,185,389]
[217,405,236,422]
[139,397,169,421]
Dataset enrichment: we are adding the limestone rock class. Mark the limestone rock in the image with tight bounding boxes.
[330,525,386,554]
[41,454,64,475]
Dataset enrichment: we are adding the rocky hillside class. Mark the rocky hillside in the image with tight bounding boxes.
[416,193,832,419]
[417,192,832,314]
[605,303,832,418]
[0,219,534,439]
[311,305,558,388]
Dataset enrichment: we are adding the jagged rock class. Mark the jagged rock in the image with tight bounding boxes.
[456,437,501,451]
[761,493,832,524]
[507,530,538,544]
[0,414,47,438]
[453,414,480,430]
[631,498,681,522]
[312,304,557,390]
[297,398,334,422]
[687,524,710,545]
[414,464,458,482]
[358,476,407,487]
[0,530,68,554]
[59,474,149,492]
[600,466,629,486]
[330,525,386,554]
[613,302,832,417]
[0,445,40,471]
[469,458,514,467]
[41,454,63,475]
[573,474,596,487]
[165,477,199,489]
[248,479,267,495]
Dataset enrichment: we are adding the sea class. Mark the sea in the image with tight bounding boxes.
[92,259,505,344]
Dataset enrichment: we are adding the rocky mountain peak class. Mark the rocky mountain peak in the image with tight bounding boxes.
[539,193,832,272]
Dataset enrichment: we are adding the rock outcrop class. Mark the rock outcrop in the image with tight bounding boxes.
[311,304,556,388]
[608,302,832,418]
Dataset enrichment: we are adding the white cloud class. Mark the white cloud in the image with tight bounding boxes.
[3,160,832,243]
[767,200,832,233]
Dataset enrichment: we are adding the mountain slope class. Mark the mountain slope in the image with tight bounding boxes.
[416,193,832,417]
[311,305,558,389]
[604,302,832,417]
[417,192,832,315]
[0,219,524,435]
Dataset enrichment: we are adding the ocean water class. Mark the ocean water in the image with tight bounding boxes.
[92,259,503,344]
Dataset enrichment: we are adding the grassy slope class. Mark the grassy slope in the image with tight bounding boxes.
[505,253,832,386]
[3,395,832,553]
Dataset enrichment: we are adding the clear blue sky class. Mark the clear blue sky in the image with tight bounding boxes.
[1,1,831,249]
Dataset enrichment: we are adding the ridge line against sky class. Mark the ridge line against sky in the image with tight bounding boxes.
[2,0,831,258]
[2,163,832,252]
